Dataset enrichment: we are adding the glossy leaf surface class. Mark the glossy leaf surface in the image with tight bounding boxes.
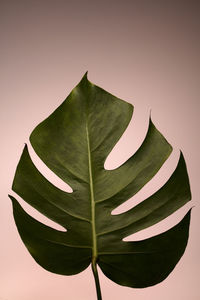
[10,73,191,288]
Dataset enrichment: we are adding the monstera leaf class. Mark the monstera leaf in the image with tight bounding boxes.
[10,73,191,299]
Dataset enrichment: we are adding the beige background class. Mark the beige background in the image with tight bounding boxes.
[1,1,199,299]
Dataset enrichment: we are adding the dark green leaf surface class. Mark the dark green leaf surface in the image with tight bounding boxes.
[10,73,191,288]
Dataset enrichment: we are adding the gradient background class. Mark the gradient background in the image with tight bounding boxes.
[1,1,200,299]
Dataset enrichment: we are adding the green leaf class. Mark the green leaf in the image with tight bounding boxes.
[10,73,191,291]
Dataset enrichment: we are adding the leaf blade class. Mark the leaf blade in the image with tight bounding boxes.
[10,196,92,275]
[11,73,192,289]
[96,151,191,242]
[98,210,191,288]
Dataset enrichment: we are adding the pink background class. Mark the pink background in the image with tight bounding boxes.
[1,1,199,299]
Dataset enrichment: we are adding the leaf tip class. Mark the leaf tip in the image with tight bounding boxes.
[8,194,15,202]
[82,71,88,80]
[8,195,17,208]
[149,110,153,124]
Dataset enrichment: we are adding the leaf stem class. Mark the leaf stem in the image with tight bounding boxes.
[92,258,102,300]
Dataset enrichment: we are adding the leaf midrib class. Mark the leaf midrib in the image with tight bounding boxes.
[86,120,97,260]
